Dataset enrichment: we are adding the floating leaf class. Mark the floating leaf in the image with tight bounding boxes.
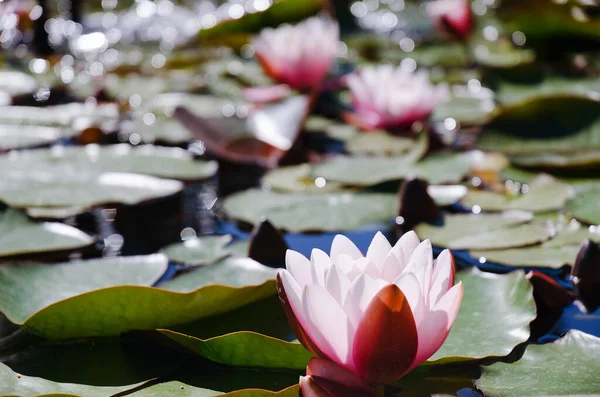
[497,0,600,41]
[262,164,343,193]
[0,256,276,339]
[429,268,535,363]
[431,87,496,126]
[0,124,77,151]
[510,149,600,171]
[0,103,119,127]
[0,144,218,181]
[471,39,536,69]
[161,235,233,266]
[312,151,469,186]
[566,189,600,225]
[0,361,298,397]
[0,70,38,97]
[164,269,534,369]
[461,174,574,212]
[415,211,533,247]
[477,330,600,396]
[345,131,415,156]
[542,226,600,248]
[0,208,94,259]
[223,189,396,232]
[471,246,579,269]
[160,330,313,370]
[495,78,600,107]
[479,96,600,155]
[0,145,217,209]
[447,224,553,251]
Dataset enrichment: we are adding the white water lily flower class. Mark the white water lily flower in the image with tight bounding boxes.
[277,231,463,384]
[344,65,449,130]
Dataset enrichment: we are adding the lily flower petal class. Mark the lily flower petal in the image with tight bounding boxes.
[352,284,419,383]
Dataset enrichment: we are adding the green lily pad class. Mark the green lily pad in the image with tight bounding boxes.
[479,95,600,155]
[0,70,38,97]
[124,118,193,144]
[311,150,469,186]
[0,144,218,181]
[0,361,298,397]
[0,208,94,259]
[566,189,600,225]
[0,144,217,209]
[345,131,415,156]
[412,151,472,185]
[386,43,469,69]
[164,268,534,369]
[161,235,233,266]
[147,93,240,119]
[429,268,535,363]
[0,256,276,339]
[196,0,322,38]
[262,164,343,193]
[160,330,313,370]
[461,174,574,212]
[223,189,396,232]
[497,0,600,41]
[416,211,533,247]
[495,78,600,107]
[447,223,553,250]
[470,246,579,269]
[431,87,496,126]
[471,40,536,69]
[0,124,77,151]
[542,226,600,247]
[477,330,600,396]
[0,103,119,127]
[510,149,600,171]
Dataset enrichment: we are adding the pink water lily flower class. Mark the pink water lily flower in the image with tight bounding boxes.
[252,16,339,91]
[277,231,463,385]
[344,65,448,130]
[427,0,473,40]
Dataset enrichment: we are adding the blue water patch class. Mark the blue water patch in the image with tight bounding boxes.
[539,304,600,343]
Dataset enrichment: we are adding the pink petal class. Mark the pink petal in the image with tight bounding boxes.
[429,249,454,308]
[391,231,420,269]
[394,272,423,325]
[343,274,388,328]
[331,235,363,262]
[381,251,404,283]
[404,240,434,293]
[242,84,292,103]
[311,248,333,287]
[366,232,392,270]
[413,281,464,366]
[303,284,355,370]
[277,272,326,358]
[334,253,356,274]
[325,265,352,306]
[286,249,313,289]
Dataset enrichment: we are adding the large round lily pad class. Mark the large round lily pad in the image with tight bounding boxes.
[0,144,218,181]
[477,330,600,396]
[566,189,600,225]
[461,174,574,213]
[429,268,535,363]
[159,268,535,369]
[0,144,217,210]
[0,208,94,259]
[0,255,276,339]
[311,151,470,186]
[0,124,77,151]
[222,189,396,232]
[161,235,233,266]
[345,131,415,156]
[415,211,533,248]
